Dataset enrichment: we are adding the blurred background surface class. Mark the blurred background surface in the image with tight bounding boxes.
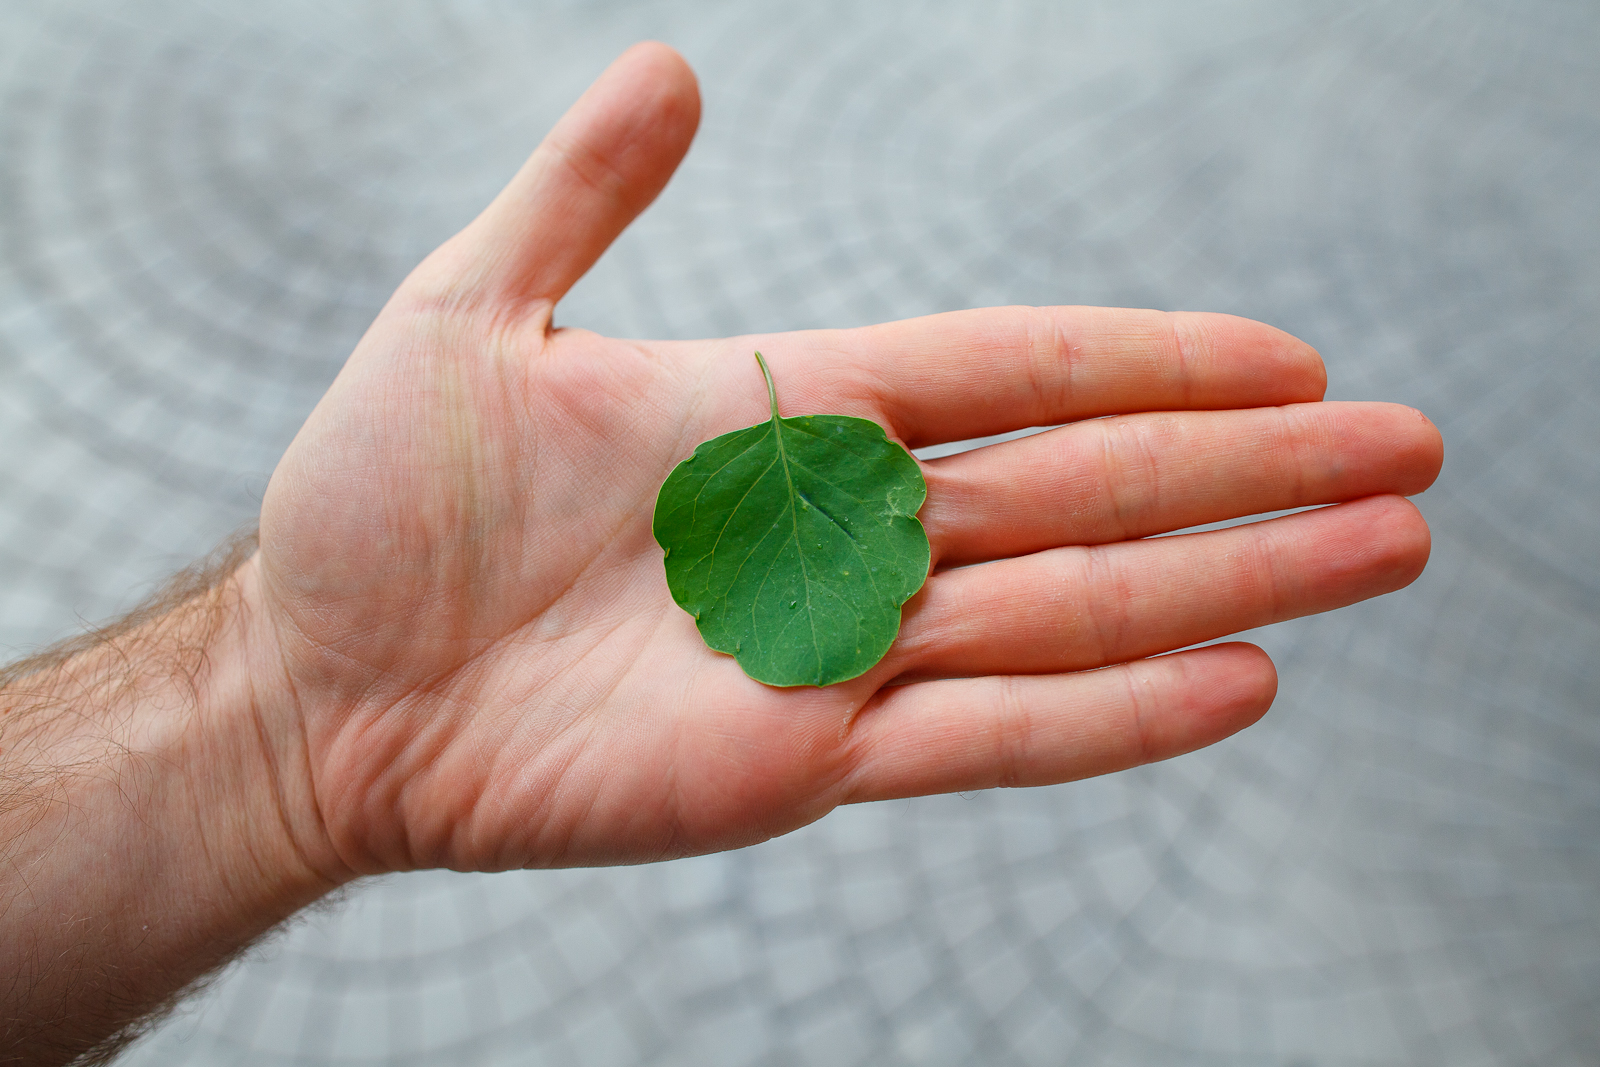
[1,1,1597,1064]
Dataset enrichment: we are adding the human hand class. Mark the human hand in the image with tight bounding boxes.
[249,43,1442,881]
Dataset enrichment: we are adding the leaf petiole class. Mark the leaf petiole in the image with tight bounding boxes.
[754,351,781,423]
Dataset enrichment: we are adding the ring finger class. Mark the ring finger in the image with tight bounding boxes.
[885,493,1430,681]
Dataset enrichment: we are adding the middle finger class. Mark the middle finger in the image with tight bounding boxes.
[921,401,1442,567]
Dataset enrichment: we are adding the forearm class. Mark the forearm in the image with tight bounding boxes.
[0,543,337,1066]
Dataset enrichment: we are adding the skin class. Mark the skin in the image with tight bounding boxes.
[0,42,1441,1063]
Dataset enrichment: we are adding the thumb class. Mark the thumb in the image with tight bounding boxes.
[431,42,700,318]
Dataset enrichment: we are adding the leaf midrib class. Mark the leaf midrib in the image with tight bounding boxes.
[772,404,822,679]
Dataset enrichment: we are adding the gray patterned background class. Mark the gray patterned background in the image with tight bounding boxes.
[1,1,1597,1064]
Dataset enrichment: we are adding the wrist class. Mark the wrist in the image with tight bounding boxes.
[192,552,352,912]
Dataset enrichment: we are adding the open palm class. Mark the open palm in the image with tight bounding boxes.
[253,44,1440,880]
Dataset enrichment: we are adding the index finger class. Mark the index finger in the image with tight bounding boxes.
[775,306,1327,448]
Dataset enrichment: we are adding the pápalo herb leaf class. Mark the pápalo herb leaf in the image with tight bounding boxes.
[653,353,930,687]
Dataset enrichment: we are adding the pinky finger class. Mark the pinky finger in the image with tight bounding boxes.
[840,643,1277,804]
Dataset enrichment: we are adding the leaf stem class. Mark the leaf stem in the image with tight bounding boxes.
[754,351,781,423]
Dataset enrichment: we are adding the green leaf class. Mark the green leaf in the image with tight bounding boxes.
[654,353,930,687]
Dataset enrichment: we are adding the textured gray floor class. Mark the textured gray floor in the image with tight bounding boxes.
[1,1,1597,1064]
